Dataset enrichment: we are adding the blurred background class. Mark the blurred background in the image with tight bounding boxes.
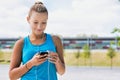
[0,0,120,80]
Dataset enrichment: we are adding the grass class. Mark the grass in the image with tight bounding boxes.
[0,50,11,64]
[1,50,120,67]
[64,51,120,67]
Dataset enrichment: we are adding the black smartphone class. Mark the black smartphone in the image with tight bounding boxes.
[38,52,48,59]
[39,52,48,55]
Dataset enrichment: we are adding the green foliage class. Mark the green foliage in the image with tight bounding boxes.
[111,27,120,47]
[110,41,115,45]
[74,50,80,66]
[111,27,120,33]
[117,36,120,40]
[107,47,115,58]
[83,44,91,58]
[118,41,120,46]
[75,50,80,59]
[107,46,116,69]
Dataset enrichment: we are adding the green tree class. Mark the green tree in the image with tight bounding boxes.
[111,27,120,33]
[74,49,80,66]
[107,46,116,69]
[112,27,120,50]
[83,44,91,66]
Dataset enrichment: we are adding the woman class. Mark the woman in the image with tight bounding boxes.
[9,1,65,80]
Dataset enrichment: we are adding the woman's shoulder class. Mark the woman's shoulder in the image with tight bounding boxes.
[15,36,29,45]
[52,35,62,41]
[51,35,62,46]
[46,33,61,40]
[12,37,24,52]
[15,38,24,46]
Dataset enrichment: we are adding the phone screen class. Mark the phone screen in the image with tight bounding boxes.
[40,52,48,55]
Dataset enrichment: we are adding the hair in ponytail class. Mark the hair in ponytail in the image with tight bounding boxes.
[28,1,48,17]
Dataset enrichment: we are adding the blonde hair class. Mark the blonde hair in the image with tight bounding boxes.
[28,1,48,17]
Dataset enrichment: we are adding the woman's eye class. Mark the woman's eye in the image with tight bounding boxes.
[34,22,38,24]
[42,22,46,24]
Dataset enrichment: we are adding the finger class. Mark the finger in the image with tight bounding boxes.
[49,59,56,63]
[50,53,58,56]
[39,55,48,59]
[38,57,47,62]
[49,57,58,63]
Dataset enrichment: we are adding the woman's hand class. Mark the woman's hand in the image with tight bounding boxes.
[48,52,61,65]
[29,53,48,66]
[48,51,65,75]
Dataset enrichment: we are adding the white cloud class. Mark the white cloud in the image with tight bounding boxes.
[46,0,120,37]
[0,0,120,38]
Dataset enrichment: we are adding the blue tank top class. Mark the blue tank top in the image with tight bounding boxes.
[21,33,57,80]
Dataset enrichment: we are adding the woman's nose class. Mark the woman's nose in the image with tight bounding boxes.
[37,24,42,29]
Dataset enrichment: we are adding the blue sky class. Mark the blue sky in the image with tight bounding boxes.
[0,0,120,38]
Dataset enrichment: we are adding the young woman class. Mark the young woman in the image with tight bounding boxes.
[9,1,65,80]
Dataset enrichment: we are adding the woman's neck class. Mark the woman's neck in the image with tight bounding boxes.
[30,33,45,40]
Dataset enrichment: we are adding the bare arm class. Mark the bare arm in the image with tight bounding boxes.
[9,38,33,80]
[9,38,48,80]
[52,36,65,75]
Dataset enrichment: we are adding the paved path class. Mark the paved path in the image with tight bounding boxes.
[0,64,120,80]
[59,66,120,80]
[0,64,9,80]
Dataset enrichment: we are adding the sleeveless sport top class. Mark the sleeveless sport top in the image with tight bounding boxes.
[21,33,57,80]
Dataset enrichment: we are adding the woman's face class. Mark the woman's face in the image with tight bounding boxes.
[27,11,48,36]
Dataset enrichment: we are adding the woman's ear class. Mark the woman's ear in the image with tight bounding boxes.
[27,16,30,23]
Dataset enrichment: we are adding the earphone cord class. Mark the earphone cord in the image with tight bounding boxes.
[48,58,50,80]
[47,50,50,80]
